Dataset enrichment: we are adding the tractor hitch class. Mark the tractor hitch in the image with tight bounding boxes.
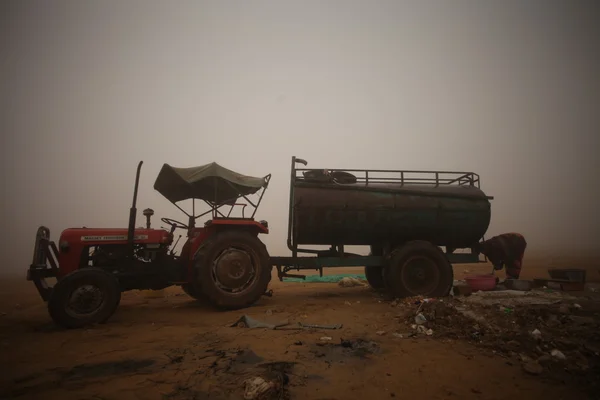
[27,226,59,302]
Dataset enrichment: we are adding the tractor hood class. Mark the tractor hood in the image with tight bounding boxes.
[153,162,270,205]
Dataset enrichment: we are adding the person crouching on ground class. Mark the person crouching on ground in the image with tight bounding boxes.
[473,233,527,281]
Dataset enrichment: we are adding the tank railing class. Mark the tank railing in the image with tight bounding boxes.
[295,168,481,189]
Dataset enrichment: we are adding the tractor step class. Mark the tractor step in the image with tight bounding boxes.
[275,266,306,281]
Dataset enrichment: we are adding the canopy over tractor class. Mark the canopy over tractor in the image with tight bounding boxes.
[154,162,270,205]
[153,162,271,226]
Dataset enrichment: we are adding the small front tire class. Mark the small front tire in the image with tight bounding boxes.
[48,267,121,329]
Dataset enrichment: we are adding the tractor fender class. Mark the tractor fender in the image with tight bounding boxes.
[205,219,269,235]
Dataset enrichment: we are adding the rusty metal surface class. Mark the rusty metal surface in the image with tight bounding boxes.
[296,181,491,200]
[292,184,491,249]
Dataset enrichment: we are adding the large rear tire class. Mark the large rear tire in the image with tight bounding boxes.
[195,230,271,310]
[181,282,206,301]
[48,267,121,329]
[384,241,453,298]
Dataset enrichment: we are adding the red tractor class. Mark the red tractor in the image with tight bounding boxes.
[28,161,274,329]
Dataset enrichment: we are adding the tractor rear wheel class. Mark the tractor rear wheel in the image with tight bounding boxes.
[195,230,271,310]
[181,282,206,301]
[384,241,453,298]
[48,267,121,329]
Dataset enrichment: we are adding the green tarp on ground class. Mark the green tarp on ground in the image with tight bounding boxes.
[283,274,366,283]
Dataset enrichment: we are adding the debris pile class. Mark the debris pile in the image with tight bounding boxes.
[391,288,600,394]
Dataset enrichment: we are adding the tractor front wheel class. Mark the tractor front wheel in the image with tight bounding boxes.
[195,230,271,310]
[48,267,121,329]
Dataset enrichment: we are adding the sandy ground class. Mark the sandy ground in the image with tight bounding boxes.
[0,258,599,400]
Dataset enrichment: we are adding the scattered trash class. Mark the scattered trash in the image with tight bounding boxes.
[376,331,386,336]
[393,332,416,339]
[522,360,544,375]
[243,377,275,400]
[499,306,513,314]
[320,337,332,342]
[504,279,533,292]
[265,309,273,316]
[574,303,582,309]
[232,315,343,331]
[298,322,343,330]
[344,301,352,306]
[531,329,542,340]
[338,277,366,288]
[551,349,566,360]
[415,313,427,325]
[231,315,289,329]
[558,304,570,314]
[414,327,434,336]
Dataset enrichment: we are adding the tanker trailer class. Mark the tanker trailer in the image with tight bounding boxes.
[271,157,494,298]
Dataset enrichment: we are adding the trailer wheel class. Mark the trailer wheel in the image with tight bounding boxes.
[195,230,271,310]
[48,267,121,329]
[384,241,453,298]
[364,248,385,290]
[364,267,385,290]
[181,282,206,301]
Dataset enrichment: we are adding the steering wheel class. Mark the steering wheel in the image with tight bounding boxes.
[161,217,188,233]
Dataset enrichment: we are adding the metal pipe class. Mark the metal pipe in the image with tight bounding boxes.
[286,156,297,252]
[127,161,143,264]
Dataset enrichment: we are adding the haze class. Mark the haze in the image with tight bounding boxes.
[1,0,599,275]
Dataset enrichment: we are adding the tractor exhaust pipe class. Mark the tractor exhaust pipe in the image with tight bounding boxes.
[128,161,144,263]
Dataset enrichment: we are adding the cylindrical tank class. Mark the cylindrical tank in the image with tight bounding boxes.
[292,181,491,249]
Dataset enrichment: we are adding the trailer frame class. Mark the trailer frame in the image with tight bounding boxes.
[273,156,491,281]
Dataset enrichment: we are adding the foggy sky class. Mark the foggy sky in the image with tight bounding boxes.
[1,0,599,273]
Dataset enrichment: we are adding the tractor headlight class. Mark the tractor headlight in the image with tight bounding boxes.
[59,241,70,252]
